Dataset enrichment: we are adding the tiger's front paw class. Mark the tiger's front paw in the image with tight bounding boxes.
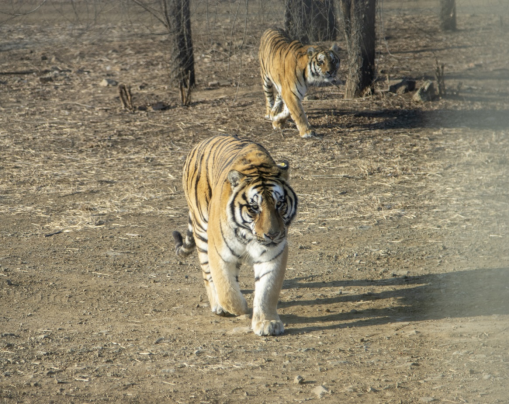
[212,305,231,317]
[272,120,286,130]
[300,130,317,139]
[252,319,285,336]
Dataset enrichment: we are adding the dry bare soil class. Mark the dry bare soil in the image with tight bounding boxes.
[1,2,509,403]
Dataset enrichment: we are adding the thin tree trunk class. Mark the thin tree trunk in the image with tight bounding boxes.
[167,0,195,87]
[440,0,456,31]
[340,0,376,98]
[284,0,337,43]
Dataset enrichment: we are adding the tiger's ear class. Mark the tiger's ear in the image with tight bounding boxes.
[306,47,315,57]
[227,170,244,188]
[331,43,340,53]
[277,160,290,181]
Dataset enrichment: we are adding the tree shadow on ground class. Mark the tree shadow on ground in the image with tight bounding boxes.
[280,267,509,333]
[388,44,474,55]
[308,108,509,131]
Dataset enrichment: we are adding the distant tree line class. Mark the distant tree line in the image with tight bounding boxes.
[1,0,457,103]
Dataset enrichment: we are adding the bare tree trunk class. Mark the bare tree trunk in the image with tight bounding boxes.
[166,0,195,88]
[284,0,337,43]
[440,0,456,31]
[340,0,376,98]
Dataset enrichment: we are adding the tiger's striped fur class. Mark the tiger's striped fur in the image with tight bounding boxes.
[259,28,340,138]
[173,135,298,336]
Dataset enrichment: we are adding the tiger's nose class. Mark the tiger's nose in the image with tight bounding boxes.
[264,231,279,240]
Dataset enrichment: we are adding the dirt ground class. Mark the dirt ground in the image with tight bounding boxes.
[1,1,509,403]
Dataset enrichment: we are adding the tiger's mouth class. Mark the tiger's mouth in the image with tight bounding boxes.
[256,236,285,247]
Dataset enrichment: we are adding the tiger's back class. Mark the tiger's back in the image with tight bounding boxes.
[259,28,340,138]
[173,135,298,336]
[181,135,278,220]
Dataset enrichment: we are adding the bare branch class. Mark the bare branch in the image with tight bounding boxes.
[130,0,169,28]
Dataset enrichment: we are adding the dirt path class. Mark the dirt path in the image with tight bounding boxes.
[1,3,509,403]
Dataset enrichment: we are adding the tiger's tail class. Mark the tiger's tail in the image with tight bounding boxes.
[172,227,196,258]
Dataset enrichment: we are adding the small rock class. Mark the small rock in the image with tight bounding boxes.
[151,101,168,111]
[388,79,416,94]
[154,338,164,344]
[483,374,492,380]
[304,94,319,101]
[39,76,54,83]
[218,80,232,87]
[466,62,482,69]
[100,78,118,87]
[419,398,436,403]
[312,385,329,398]
[367,386,378,393]
[413,81,435,102]
[392,270,409,277]
[207,81,219,87]
[294,375,304,384]
[226,326,251,335]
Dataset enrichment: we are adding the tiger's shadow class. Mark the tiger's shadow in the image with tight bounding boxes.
[274,267,509,333]
[306,107,509,131]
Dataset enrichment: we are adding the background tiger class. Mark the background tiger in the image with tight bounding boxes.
[173,135,298,336]
[259,27,340,138]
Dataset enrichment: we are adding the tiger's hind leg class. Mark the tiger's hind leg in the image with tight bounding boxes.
[262,75,276,119]
[174,215,228,315]
[270,93,285,121]
[271,101,291,130]
[208,244,248,316]
[172,216,196,258]
[198,252,231,316]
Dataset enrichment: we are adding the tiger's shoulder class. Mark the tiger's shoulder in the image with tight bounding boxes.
[259,27,308,63]
[186,135,280,183]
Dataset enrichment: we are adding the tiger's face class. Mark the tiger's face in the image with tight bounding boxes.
[307,44,340,86]
[245,185,287,246]
[227,167,297,247]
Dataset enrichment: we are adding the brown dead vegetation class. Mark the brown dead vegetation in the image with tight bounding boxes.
[0,1,508,403]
